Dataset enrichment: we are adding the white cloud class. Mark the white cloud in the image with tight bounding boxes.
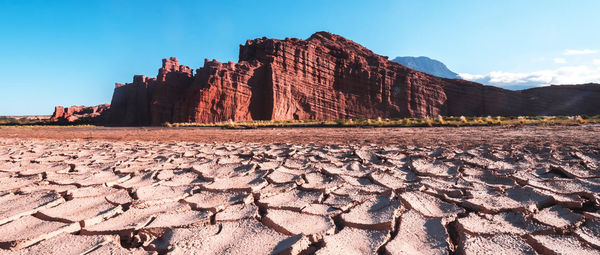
[457,73,485,80]
[553,58,567,64]
[594,59,600,65]
[459,65,600,89]
[564,49,598,55]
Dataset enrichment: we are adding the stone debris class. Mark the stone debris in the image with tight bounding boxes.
[0,138,599,254]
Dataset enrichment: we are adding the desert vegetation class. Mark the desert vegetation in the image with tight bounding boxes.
[165,115,600,129]
[2,115,599,128]
[0,116,50,126]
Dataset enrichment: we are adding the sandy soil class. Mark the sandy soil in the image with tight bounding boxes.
[0,126,599,254]
[1,125,600,146]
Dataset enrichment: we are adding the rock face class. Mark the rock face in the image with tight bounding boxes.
[108,32,600,125]
[392,56,460,79]
[50,104,110,124]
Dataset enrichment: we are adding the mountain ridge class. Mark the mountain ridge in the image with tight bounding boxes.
[392,56,460,79]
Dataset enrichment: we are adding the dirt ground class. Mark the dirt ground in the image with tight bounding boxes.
[1,125,599,254]
[1,125,599,147]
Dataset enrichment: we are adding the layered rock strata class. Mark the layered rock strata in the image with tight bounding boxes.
[50,104,110,124]
[108,32,600,125]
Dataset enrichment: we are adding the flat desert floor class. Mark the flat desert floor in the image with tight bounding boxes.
[0,126,599,254]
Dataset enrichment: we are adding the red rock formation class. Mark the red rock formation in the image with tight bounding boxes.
[50,104,110,124]
[108,32,600,125]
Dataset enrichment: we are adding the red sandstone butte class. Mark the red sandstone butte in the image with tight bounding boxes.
[50,104,110,124]
[106,32,600,125]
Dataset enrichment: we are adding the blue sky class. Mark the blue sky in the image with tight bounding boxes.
[1,0,600,115]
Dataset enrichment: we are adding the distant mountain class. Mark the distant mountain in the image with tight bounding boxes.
[392,56,460,79]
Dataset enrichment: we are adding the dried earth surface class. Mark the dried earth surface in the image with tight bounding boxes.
[0,125,599,254]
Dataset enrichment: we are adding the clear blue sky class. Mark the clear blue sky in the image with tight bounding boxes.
[1,0,599,115]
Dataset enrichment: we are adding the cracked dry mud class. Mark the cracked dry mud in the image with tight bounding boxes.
[0,126,600,254]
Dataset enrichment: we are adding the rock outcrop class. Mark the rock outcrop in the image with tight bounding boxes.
[50,104,110,124]
[107,32,600,125]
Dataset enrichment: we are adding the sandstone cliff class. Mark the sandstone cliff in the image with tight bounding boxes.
[50,104,110,124]
[107,32,600,125]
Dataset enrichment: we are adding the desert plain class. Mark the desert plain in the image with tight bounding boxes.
[0,125,599,254]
